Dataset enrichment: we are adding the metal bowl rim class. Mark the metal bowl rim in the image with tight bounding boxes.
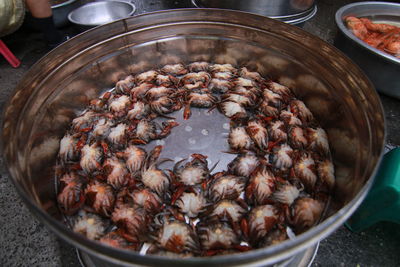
[51,0,79,9]
[335,1,400,66]
[67,0,136,26]
[280,4,317,25]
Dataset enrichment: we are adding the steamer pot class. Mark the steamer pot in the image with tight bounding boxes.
[1,9,385,266]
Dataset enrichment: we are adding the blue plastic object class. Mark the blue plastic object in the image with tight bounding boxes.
[346,148,400,232]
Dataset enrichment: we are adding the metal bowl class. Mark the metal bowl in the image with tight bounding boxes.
[68,0,135,29]
[335,1,400,99]
[2,8,385,266]
[191,0,317,25]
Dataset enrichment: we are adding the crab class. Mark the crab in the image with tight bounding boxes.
[145,86,175,100]
[188,61,210,72]
[198,222,239,252]
[293,153,318,191]
[127,101,150,120]
[156,220,200,253]
[208,174,246,202]
[80,143,103,174]
[130,83,153,98]
[272,182,301,206]
[131,187,163,214]
[290,100,314,123]
[210,63,237,74]
[317,159,335,190]
[108,95,131,117]
[161,63,188,76]
[228,153,260,178]
[183,91,217,119]
[267,81,292,99]
[239,67,263,82]
[180,72,211,90]
[262,88,283,108]
[175,191,208,218]
[280,108,302,126]
[117,145,147,175]
[57,173,85,215]
[209,79,234,94]
[290,197,323,233]
[99,231,135,250]
[246,119,269,151]
[170,154,212,204]
[108,123,128,146]
[246,166,276,205]
[219,100,247,120]
[85,181,115,217]
[228,126,253,151]
[259,101,279,117]
[155,74,178,87]
[209,199,247,225]
[268,120,288,142]
[149,96,182,115]
[73,212,106,240]
[212,71,235,80]
[111,205,150,242]
[288,126,308,149]
[59,133,78,162]
[247,205,280,244]
[221,93,254,107]
[115,75,135,93]
[306,127,330,155]
[103,157,130,189]
[135,70,158,84]
[140,147,171,196]
[272,144,294,170]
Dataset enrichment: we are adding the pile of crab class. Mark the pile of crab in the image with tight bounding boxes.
[56,62,335,257]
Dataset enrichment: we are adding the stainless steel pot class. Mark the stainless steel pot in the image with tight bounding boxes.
[1,9,385,266]
[334,1,400,99]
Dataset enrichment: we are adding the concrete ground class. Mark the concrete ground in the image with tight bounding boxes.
[0,0,399,266]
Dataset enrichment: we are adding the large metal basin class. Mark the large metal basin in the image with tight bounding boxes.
[335,1,400,99]
[1,9,385,266]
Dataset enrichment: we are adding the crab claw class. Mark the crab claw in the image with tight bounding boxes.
[131,138,147,145]
[147,145,163,166]
[168,206,186,222]
[183,102,192,120]
[245,182,255,200]
[158,121,179,138]
[257,114,275,123]
[76,135,87,151]
[233,244,252,252]
[240,218,249,239]
[102,91,112,100]
[171,185,186,205]
[101,140,109,155]
[79,127,93,133]
[191,153,208,162]
[267,139,282,151]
